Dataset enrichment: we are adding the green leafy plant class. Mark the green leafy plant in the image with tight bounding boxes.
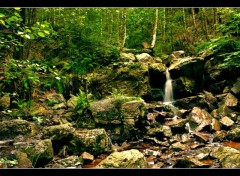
[74,90,90,115]
[12,99,33,118]
[0,157,18,168]
[3,59,40,100]
[32,116,45,125]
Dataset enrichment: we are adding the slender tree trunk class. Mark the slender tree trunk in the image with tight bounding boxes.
[122,8,127,49]
[200,8,210,41]
[100,9,103,40]
[163,8,166,44]
[192,8,197,29]
[213,8,218,35]
[182,8,186,30]
[151,8,158,48]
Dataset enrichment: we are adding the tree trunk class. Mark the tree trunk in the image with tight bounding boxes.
[200,8,210,41]
[182,8,186,30]
[163,8,166,44]
[121,8,127,49]
[151,8,158,48]
[213,8,218,35]
[192,8,197,29]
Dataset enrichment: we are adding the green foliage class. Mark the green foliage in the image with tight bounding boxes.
[197,36,240,55]
[74,90,90,115]
[0,157,18,168]
[0,8,51,59]
[217,9,240,37]
[3,59,40,99]
[12,99,33,118]
[32,116,45,125]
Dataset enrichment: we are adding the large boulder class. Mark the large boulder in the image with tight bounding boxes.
[89,62,149,99]
[0,119,38,140]
[17,139,54,168]
[45,155,83,168]
[95,149,147,168]
[42,123,75,141]
[0,94,10,110]
[211,146,240,168]
[68,128,111,155]
[90,96,146,141]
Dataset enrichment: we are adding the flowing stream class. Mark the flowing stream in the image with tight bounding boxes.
[163,68,174,104]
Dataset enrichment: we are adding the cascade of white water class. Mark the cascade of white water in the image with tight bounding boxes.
[163,68,174,104]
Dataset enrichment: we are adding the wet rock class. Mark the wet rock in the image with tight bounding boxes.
[68,128,111,155]
[224,93,238,107]
[231,78,240,97]
[172,50,185,58]
[0,119,38,140]
[46,93,65,105]
[15,151,33,168]
[89,62,149,98]
[66,95,78,109]
[213,131,227,142]
[42,123,75,141]
[31,106,47,116]
[219,116,234,127]
[121,99,146,117]
[90,97,146,140]
[189,107,213,124]
[193,132,210,143]
[147,125,172,138]
[174,94,216,110]
[195,152,210,161]
[165,119,188,128]
[17,139,54,167]
[45,155,83,168]
[0,94,10,110]
[226,127,240,141]
[170,142,189,151]
[181,134,194,143]
[143,149,161,156]
[120,52,136,62]
[148,63,166,72]
[211,118,221,131]
[174,156,210,168]
[195,119,212,132]
[52,103,67,110]
[80,152,94,164]
[136,53,154,63]
[95,149,147,168]
[211,146,240,168]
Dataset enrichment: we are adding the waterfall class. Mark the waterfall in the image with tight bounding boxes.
[163,68,174,104]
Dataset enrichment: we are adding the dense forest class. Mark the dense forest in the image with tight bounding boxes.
[0,8,240,168]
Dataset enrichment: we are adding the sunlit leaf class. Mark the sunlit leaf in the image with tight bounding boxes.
[29,34,35,39]
[25,29,31,33]
[37,32,45,37]
[25,34,31,39]
[43,30,50,35]
[14,8,21,11]
[0,13,5,18]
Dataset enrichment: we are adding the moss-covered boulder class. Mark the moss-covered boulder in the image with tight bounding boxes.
[0,119,38,140]
[211,146,240,168]
[45,155,83,168]
[18,139,54,167]
[90,96,146,141]
[42,123,75,141]
[46,93,65,105]
[0,94,10,110]
[226,127,240,141]
[89,62,149,99]
[95,149,147,168]
[68,128,111,155]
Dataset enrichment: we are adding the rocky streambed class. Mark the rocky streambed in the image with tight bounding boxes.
[0,46,240,168]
